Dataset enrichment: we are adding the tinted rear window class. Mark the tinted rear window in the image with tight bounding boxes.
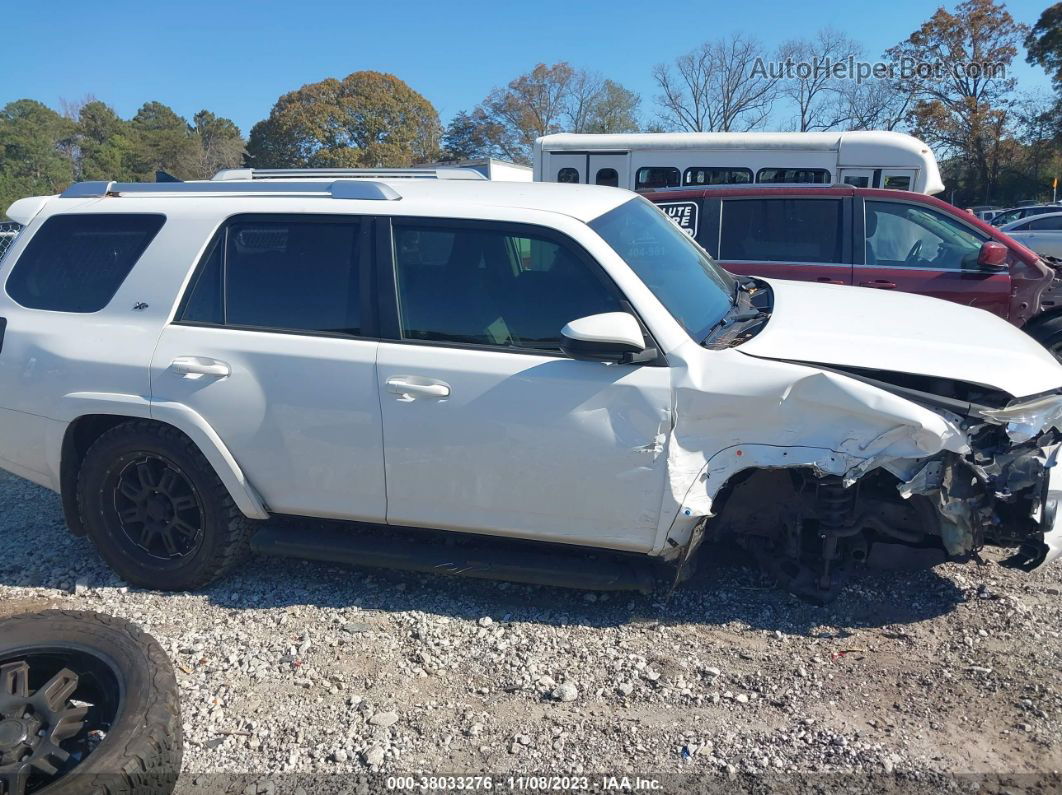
[179,217,363,335]
[6,214,164,312]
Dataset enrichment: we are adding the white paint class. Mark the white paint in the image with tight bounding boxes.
[739,278,1062,398]
[561,312,645,349]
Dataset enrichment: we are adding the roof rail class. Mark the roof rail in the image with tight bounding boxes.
[59,180,402,201]
[212,167,487,182]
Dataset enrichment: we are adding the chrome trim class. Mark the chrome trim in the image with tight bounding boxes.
[722,259,851,269]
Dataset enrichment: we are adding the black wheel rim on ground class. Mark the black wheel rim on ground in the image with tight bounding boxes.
[108,453,206,562]
[0,647,121,795]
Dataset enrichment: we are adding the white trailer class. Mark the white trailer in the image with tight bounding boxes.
[534,130,944,195]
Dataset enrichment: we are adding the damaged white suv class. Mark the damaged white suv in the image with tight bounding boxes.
[0,175,1059,602]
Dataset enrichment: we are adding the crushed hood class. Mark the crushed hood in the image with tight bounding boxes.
[738,278,1062,398]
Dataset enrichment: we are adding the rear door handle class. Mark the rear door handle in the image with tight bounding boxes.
[858,280,897,289]
[386,376,451,400]
[816,276,847,285]
[170,356,231,377]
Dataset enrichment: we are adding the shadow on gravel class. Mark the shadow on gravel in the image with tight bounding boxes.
[0,473,966,638]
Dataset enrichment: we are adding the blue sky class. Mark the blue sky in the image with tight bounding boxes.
[2,0,1054,134]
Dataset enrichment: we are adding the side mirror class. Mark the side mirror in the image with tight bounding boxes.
[978,241,1009,270]
[561,312,653,364]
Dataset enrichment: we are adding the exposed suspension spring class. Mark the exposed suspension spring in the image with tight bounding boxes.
[817,477,857,532]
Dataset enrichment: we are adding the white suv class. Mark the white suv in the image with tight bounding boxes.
[1,177,1060,602]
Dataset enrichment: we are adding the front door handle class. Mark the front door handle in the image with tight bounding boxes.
[858,280,897,289]
[386,376,451,400]
[170,356,231,377]
[816,276,847,285]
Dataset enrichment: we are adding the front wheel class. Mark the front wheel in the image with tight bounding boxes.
[77,421,252,590]
[0,610,182,795]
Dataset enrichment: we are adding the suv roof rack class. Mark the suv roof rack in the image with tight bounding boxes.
[212,167,487,181]
[60,180,403,201]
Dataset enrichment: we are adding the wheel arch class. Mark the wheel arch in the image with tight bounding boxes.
[59,395,269,535]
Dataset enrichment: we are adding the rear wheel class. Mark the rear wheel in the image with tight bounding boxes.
[77,421,251,590]
[1026,314,1062,360]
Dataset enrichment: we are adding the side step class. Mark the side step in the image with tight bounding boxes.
[250,524,659,593]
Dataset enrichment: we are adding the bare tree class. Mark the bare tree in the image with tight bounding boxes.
[833,78,914,131]
[652,34,776,132]
[776,28,862,131]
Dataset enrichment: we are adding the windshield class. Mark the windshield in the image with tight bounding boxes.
[589,197,735,340]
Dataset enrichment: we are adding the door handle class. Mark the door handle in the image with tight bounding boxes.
[858,280,897,289]
[170,356,231,377]
[816,276,847,285]
[386,377,451,400]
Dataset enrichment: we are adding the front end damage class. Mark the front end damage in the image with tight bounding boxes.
[684,370,1062,603]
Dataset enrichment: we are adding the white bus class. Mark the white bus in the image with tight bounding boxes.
[533,130,944,195]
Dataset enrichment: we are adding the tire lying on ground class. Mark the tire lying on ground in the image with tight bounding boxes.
[0,610,182,795]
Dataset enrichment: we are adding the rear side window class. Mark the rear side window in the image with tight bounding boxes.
[6,214,164,312]
[1028,215,1062,231]
[756,168,831,184]
[720,199,843,263]
[179,217,363,335]
[683,167,752,186]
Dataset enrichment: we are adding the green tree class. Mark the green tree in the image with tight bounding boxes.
[246,71,441,168]
[75,100,137,180]
[128,101,202,180]
[441,109,507,161]
[1026,2,1062,89]
[192,110,245,176]
[0,99,75,216]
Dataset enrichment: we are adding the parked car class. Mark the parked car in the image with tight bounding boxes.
[999,212,1062,259]
[966,206,1000,223]
[647,184,1062,355]
[991,204,1061,227]
[0,178,1059,603]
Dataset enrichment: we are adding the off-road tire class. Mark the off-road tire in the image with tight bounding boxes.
[77,420,251,590]
[0,610,182,794]
[1026,313,1062,360]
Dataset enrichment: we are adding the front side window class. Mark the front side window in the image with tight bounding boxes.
[719,199,842,263]
[7,214,164,312]
[179,217,362,334]
[393,223,622,350]
[683,167,752,186]
[756,167,831,184]
[590,197,734,341]
[635,167,680,190]
[865,201,985,270]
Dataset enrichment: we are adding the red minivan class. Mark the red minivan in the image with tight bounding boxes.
[648,185,1062,355]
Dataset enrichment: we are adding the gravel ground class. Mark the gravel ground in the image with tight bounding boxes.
[0,468,1060,793]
